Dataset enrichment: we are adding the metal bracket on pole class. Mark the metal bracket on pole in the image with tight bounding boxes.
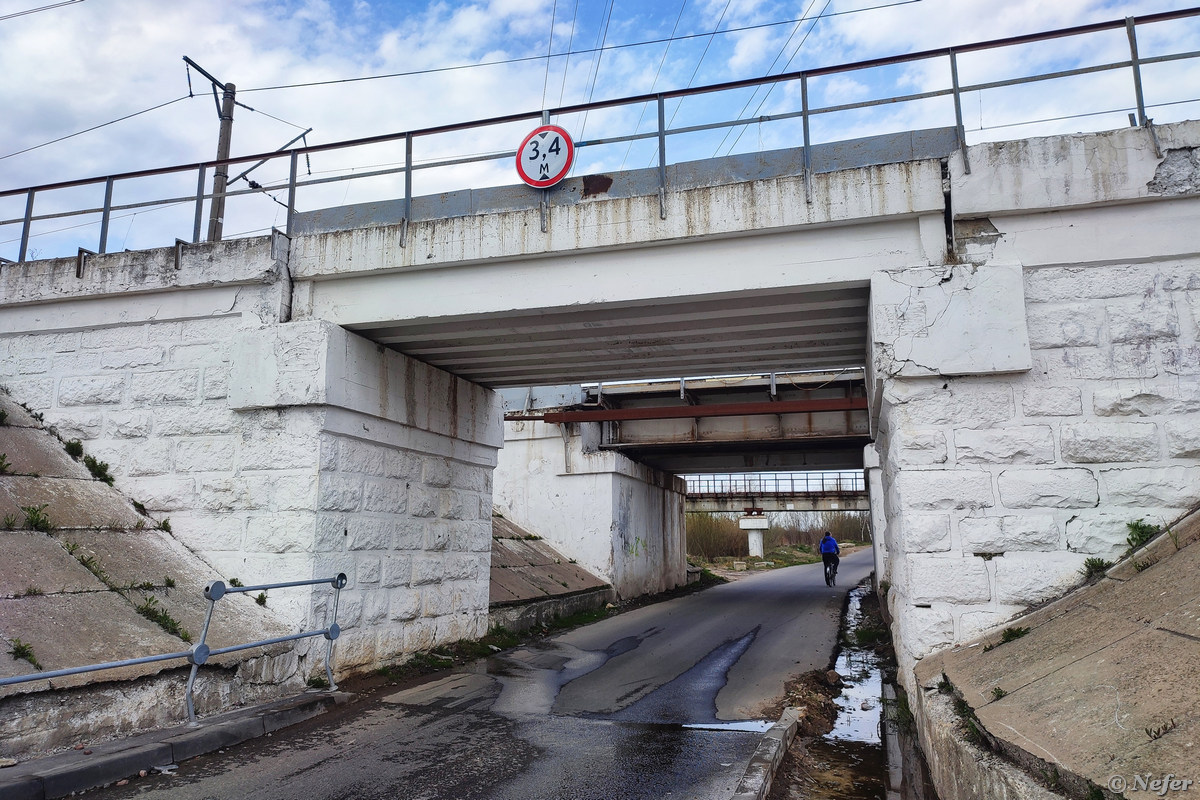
[174,239,187,271]
[801,75,813,204]
[18,189,34,263]
[401,133,412,248]
[950,50,971,174]
[1145,118,1161,159]
[286,151,299,238]
[98,177,114,254]
[75,248,96,278]
[657,95,668,219]
[192,165,207,244]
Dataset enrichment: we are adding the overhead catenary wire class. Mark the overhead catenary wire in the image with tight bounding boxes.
[0,95,191,161]
[0,0,85,23]
[239,0,923,95]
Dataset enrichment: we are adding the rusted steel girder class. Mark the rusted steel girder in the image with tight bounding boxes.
[505,396,867,423]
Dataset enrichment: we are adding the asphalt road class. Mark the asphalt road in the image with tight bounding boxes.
[85,549,874,800]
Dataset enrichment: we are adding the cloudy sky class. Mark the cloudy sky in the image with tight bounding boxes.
[1,0,1197,256]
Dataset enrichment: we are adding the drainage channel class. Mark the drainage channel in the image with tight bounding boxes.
[770,582,940,800]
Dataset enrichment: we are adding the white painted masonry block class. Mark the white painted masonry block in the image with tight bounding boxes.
[871,262,1032,378]
[997,468,1098,509]
[954,426,1054,465]
[892,470,995,511]
[884,381,1016,426]
[1020,387,1083,417]
[900,514,951,553]
[993,552,1089,606]
[1064,514,1149,560]
[907,556,991,604]
[889,430,947,466]
[1100,466,1200,507]
[959,515,1059,553]
[1164,419,1200,457]
[1093,380,1200,417]
[896,605,955,660]
[1060,422,1159,463]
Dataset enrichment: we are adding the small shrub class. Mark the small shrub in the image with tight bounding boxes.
[228,577,244,587]
[82,454,114,485]
[1080,557,1113,581]
[1000,626,1030,644]
[307,675,330,689]
[1125,519,1158,553]
[21,504,52,532]
[7,638,43,670]
[63,439,84,459]
[131,500,147,516]
[163,576,176,589]
[0,408,8,426]
[255,592,267,606]
[2,514,16,530]
[0,453,11,474]
[991,686,1008,701]
[19,586,43,597]
[157,518,172,533]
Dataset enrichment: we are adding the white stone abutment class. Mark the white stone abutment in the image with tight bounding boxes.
[494,419,687,599]
[0,236,503,675]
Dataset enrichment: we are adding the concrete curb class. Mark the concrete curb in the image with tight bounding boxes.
[0,690,352,800]
[730,707,803,800]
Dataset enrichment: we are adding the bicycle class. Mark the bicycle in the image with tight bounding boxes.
[823,557,838,587]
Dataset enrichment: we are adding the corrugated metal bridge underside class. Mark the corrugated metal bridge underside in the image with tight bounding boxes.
[352,282,869,388]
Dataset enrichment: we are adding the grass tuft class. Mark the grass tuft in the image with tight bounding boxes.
[7,638,43,670]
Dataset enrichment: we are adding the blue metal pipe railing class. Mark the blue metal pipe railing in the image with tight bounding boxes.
[0,572,347,726]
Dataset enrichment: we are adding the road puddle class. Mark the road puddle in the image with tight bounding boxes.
[770,582,939,800]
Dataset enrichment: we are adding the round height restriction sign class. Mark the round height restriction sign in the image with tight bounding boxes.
[516,124,575,188]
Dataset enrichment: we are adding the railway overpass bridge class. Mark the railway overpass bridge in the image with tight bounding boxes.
[1,10,1199,706]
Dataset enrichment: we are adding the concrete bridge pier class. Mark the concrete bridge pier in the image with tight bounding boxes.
[494,418,687,599]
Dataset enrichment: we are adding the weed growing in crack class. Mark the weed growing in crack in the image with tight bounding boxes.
[1080,557,1113,581]
[1145,719,1177,741]
[134,595,191,642]
[7,637,42,670]
[63,439,83,459]
[1125,519,1159,555]
[82,455,114,485]
[21,504,52,532]
[0,453,11,474]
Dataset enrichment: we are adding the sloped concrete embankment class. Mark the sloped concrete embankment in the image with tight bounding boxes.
[488,516,614,631]
[0,394,310,758]
[912,506,1200,800]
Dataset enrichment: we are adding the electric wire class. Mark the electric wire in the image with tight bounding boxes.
[618,0,689,170]
[0,0,85,23]
[665,0,732,133]
[556,0,582,109]
[239,1,921,94]
[541,0,558,109]
[719,0,835,156]
[0,95,190,161]
[710,0,821,156]
[578,0,617,140]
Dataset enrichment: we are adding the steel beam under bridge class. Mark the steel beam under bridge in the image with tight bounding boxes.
[685,471,868,513]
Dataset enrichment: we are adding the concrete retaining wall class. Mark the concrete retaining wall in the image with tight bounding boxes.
[494,419,687,599]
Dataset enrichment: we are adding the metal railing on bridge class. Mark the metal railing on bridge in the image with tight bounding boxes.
[686,471,865,498]
[2,9,1198,263]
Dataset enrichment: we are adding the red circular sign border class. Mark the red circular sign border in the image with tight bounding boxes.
[516,124,576,188]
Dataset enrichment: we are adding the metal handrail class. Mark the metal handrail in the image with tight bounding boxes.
[686,472,866,496]
[0,573,347,726]
[1,8,1197,261]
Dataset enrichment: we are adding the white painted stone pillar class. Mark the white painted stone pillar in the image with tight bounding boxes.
[494,419,687,599]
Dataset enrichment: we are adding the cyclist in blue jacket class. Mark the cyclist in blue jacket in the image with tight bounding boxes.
[820,531,840,586]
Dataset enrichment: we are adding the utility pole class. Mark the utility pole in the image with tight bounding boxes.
[182,57,236,242]
[208,82,236,242]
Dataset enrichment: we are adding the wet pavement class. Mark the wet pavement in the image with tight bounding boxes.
[81,550,875,800]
